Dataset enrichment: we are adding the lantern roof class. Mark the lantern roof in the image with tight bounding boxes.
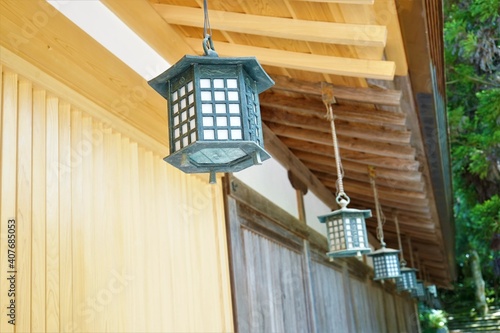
[317,205,372,223]
[367,246,400,257]
[148,54,275,100]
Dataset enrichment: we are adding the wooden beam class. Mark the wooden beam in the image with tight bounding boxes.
[262,124,338,209]
[270,75,402,106]
[185,38,396,80]
[267,122,416,159]
[0,0,169,151]
[293,150,422,182]
[101,0,195,64]
[307,166,424,192]
[153,4,387,47]
[261,107,411,144]
[281,137,420,171]
[260,93,407,127]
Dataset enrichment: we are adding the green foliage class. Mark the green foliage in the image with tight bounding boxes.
[442,0,500,313]
[419,303,448,333]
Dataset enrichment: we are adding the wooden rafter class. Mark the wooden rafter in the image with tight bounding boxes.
[270,75,402,105]
[267,122,416,159]
[282,137,420,170]
[153,4,387,47]
[260,93,407,127]
[184,38,396,80]
[261,107,412,144]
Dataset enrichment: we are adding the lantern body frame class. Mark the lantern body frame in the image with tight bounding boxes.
[148,55,273,174]
[367,247,401,280]
[412,280,426,299]
[318,205,372,258]
[397,266,418,291]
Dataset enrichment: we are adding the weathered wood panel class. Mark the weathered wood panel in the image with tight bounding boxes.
[0,62,233,332]
[225,175,418,333]
[310,261,350,332]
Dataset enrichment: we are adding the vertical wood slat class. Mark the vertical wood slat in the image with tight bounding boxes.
[0,71,17,333]
[16,79,33,333]
[58,102,72,333]
[32,88,47,332]
[46,96,60,332]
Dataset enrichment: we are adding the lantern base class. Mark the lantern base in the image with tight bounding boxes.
[164,141,271,174]
[326,247,371,258]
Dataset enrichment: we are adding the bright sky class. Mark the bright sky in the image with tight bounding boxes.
[47,0,170,80]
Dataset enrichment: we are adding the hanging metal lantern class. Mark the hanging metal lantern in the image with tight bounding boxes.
[397,263,418,291]
[412,280,426,299]
[393,213,417,291]
[427,284,437,297]
[318,197,372,258]
[366,167,401,280]
[148,2,273,183]
[368,246,401,280]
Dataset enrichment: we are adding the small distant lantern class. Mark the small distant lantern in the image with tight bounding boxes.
[148,2,273,183]
[393,213,417,291]
[318,197,372,258]
[427,284,437,297]
[367,167,401,280]
[397,263,418,292]
[412,280,426,299]
[368,246,401,280]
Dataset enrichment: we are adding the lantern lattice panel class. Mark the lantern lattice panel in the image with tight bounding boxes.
[373,254,400,278]
[171,78,197,151]
[318,202,371,258]
[397,267,417,291]
[327,216,366,252]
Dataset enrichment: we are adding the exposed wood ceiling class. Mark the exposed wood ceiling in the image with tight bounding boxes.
[0,0,454,288]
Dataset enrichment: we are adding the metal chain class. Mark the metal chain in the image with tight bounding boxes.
[369,166,385,246]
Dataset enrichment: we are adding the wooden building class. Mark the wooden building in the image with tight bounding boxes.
[0,0,453,332]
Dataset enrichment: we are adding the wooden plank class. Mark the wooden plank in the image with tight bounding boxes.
[185,38,396,80]
[16,79,32,333]
[270,75,402,106]
[293,150,422,182]
[373,0,408,75]
[260,93,407,126]
[0,0,169,150]
[280,137,419,171]
[0,47,168,157]
[154,4,387,47]
[266,122,415,159]
[31,88,46,332]
[45,96,60,332]
[261,107,411,144]
[262,124,337,209]
[58,102,72,333]
[101,0,195,63]
[306,164,424,192]
[0,71,17,333]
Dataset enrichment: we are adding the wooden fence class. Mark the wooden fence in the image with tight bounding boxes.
[224,175,419,333]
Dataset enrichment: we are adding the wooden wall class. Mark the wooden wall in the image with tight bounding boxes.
[0,62,233,332]
[225,175,419,333]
